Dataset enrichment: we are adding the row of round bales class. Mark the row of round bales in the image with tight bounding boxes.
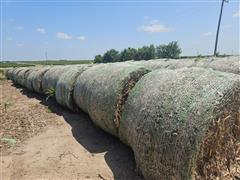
[6,56,240,180]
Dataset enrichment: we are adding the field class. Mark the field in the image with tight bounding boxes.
[1,56,240,179]
[0,60,93,68]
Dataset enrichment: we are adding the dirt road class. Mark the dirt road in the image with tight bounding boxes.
[0,80,142,180]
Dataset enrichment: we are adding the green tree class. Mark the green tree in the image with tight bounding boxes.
[119,47,137,61]
[156,41,181,59]
[134,45,155,61]
[94,54,103,63]
[102,49,119,63]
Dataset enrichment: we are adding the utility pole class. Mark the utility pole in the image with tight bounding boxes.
[214,0,228,56]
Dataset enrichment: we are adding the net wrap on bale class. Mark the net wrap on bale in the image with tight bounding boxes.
[30,67,50,93]
[25,69,36,91]
[55,65,92,111]
[73,63,150,136]
[128,56,239,75]
[119,67,240,180]
[206,56,240,74]
[5,68,14,80]
[42,66,72,95]
[12,67,29,85]
[22,68,36,88]
[25,67,44,91]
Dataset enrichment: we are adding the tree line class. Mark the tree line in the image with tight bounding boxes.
[94,41,182,63]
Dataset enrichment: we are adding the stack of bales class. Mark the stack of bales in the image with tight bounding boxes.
[202,56,239,74]
[5,56,240,180]
[55,65,93,110]
[25,66,50,92]
[41,65,73,94]
[11,67,28,84]
[18,68,38,87]
[128,56,239,75]
[73,63,149,136]
[5,68,14,80]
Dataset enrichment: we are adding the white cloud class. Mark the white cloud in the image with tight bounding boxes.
[56,32,72,40]
[16,43,24,47]
[138,21,172,33]
[233,9,240,18]
[77,36,86,41]
[202,32,213,36]
[56,32,86,41]
[16,26,24,30]
[36,28,46,34]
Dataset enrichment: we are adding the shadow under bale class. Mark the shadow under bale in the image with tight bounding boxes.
[19,86,143,180]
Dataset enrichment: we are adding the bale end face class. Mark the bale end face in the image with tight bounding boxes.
[193,90,240,180]
[114,68,150,131]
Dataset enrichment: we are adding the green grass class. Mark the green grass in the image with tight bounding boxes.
[0,60,93,68]
[22,60,93,65]
[0,62,35,68]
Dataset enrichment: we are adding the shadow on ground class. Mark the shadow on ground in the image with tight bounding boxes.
[15,84,143,180]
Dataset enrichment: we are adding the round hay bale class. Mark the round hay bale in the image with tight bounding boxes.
[73,63,150,136]
[207,56,240,74]
[31,66,51,93]
[25,70,36,91]
[5,68,14,80]
[55,65,92,111]
[22,68,37,88]
[9,68,18,83]
[119,67,240,180]
[25,67,44,91]
[10,68,19,83]
[127,56,240,75]
[166,59,196,69]
[194,57,215,68]
[42,66,72,95]
[12,67,28,84]
[128,59,196,70]
[128,59,172,70]
[17,67,34,87]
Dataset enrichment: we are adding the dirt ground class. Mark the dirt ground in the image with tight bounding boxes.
[0,80,142,180]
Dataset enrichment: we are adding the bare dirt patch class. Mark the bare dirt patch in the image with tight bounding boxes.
[0,80,142,180]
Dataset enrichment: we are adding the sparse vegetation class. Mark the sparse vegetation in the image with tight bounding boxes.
[45,87,56,101]
[24,60,93,65]
[0,69,6,80]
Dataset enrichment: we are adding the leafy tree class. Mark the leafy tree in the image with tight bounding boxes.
[102,49,119,63]
[94,55,103,63]
[156,41,181,59]
[119,48,137,61]
[95,42,182,63]
[134,45,155,61]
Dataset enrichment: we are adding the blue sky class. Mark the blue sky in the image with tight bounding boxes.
[1,0,240,61]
